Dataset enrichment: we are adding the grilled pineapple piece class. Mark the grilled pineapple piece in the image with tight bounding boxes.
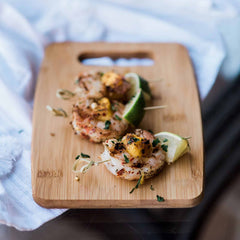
[122,134,152,158]
[92,97,113,121]
[101,72,123,87]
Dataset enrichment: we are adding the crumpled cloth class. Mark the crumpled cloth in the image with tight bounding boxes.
[0,0,237,231]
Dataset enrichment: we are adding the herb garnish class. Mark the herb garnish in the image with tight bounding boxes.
[72,157,110,174]
[111,140,115,144]
[99,72,104,77]
[152,138,160,147]
[104,120,111,129]
[18,129,24,134]
[75,153,90,160]
[150,185,154,191]
[81,153,90,158]
[163,138,168,142]
[124,154,129,163]
[46,105,68,117]
[156,195,165,202]
[148,129,154,134]
[111,104,117,112]
[74,78,80,84]
[130,175,142,194]
[161,144,168,152]
[56,89,75,100]
[114,115,122,121]
[128,137,140,145]
[117,137,122,142]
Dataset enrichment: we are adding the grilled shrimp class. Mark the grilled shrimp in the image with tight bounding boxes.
[101,129,166,180]
[75,72,106,100]
[71,98,130,143]
[75,71,131,102]
[72,71,132,142]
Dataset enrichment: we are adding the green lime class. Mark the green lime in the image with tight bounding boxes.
[125,73,152,101]
[154,132,190,164]
[123,89,145,126]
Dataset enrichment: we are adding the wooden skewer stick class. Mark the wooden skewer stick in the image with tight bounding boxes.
[148,78,164,83]
[144,105,167,111]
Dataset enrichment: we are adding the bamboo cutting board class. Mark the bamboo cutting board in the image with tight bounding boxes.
[32,42,204,208]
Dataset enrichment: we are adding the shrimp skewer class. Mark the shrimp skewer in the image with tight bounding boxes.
[72,98,130,143]
[71,71,132,142]
[101,129,166,180]
[75,71,131,103]
[72,129,190,182]
[75,72,106,100]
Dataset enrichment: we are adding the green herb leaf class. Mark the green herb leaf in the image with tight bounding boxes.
[111,104,117,112]
[156,195,165,202]
[18,129,24,134]
[127,137,139,145]
[111,140,115,144]
[81,153,90,158]
[150,185,154,191]
[104,120,111,129]
[56,89,75,100]
[124,154,129,163]
[163,138,168,142]
[75,155,80,160]
[152,138,160,147]
[130,175,142,194]
[99,72,104,77]
[148,129,154,134]
[74,78,80,84]
[114,115,122,121]
[161,144,168,152]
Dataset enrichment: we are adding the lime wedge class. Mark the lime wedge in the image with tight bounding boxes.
[125,73,152,101]
[154,132,190,164]
[123,89,145,126]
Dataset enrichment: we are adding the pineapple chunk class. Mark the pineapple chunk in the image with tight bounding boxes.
[122,134,152,158]
[101,72,123,87]
[94,97,113,121]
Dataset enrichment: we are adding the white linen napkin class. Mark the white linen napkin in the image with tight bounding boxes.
[0,0,234,231]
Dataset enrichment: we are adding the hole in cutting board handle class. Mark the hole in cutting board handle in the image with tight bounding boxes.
[78,52,154,66]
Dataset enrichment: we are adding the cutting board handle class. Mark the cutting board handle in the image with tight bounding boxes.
[78,51,154,65]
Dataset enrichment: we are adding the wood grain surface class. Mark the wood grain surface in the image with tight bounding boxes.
[31,42,204,208]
